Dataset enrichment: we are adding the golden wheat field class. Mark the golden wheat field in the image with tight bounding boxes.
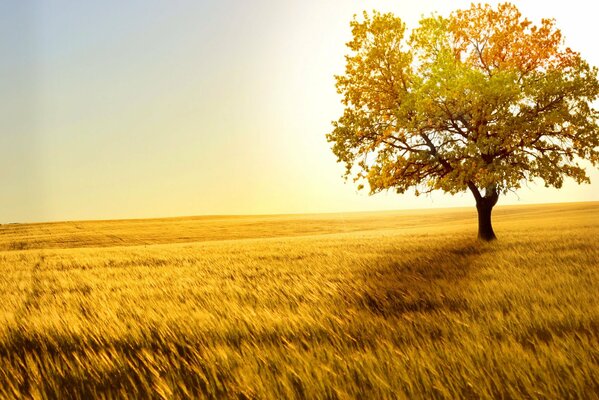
[0,202,598,399]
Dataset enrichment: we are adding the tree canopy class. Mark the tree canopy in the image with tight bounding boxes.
[327,3,599,239]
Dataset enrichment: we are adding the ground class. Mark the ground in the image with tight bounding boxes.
[0,202,597,399]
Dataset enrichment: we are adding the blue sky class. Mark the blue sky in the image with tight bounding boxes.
[1,0,597,222]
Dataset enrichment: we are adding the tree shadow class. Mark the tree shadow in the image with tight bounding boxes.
[346,240,491,318]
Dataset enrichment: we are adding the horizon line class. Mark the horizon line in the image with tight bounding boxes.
[2,199,597,227]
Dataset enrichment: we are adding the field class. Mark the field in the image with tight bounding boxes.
[0,202,598,399]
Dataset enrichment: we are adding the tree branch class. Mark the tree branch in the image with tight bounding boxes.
[467,181,482,202]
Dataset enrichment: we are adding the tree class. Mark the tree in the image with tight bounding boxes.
[327,3,598,240]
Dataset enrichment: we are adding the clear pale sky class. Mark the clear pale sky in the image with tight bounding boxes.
[1,0,597,223]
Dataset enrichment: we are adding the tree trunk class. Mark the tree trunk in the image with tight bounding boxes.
[468,182,499,241]
[476,200,496,241]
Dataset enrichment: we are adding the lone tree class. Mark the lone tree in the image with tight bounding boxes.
[327,3,598,240]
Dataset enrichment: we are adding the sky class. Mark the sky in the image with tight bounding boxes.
[1,0,598,223]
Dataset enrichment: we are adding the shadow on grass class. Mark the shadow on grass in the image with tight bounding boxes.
[348,240,492,318]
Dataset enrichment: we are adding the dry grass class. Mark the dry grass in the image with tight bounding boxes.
[0,202,597,399]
